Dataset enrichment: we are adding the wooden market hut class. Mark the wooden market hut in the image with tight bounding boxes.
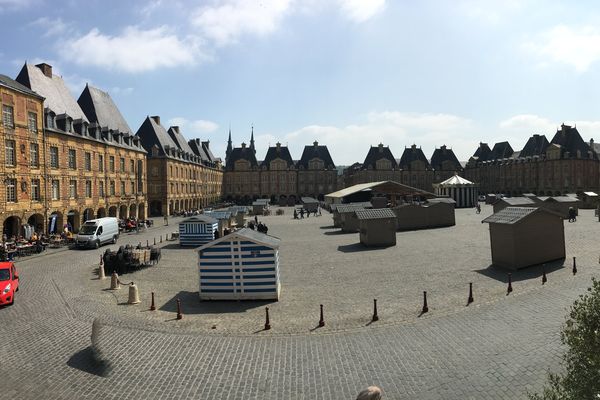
[579,192,599,209]
[301,197,319,212]
[331,202,372,227]
[432,173,479,208]
[204,210,235,236]
[178,215,218,247]
[356,208,398,247]
[197,228,281,300]
[393,201,455,231]
[542,196,579,218]
[252,199,270,215]
[229,205,250,226]
[492,197,537,214]
[336,204,368,232]
[482,207,565,270]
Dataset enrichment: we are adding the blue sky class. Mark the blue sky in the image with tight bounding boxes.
[2,0,600,164]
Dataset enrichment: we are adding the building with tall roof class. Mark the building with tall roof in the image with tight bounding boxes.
[10,62,147,234]
[222,132,337,203]
[135,116,222,216]
[465,124,599,196]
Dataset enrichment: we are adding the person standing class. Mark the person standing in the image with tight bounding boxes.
[164,215,168,226]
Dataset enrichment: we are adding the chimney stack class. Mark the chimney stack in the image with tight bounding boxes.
[151,116,161,125]
[36,63,53,78]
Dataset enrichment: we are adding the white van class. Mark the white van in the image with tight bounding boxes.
[76,217,120,249]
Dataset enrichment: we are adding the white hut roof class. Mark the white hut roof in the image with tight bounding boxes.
[584,191,598,197]
[437,174,474,186]
[196,227,281,251]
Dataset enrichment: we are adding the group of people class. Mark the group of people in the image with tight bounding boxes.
[293,206,322,219]
[248,215,269,234]
[0,231,48,261]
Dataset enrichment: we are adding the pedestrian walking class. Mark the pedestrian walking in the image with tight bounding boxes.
[300,208,304,219]
[164,215,168,226]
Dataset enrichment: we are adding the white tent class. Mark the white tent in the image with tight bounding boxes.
[432,174,479,208]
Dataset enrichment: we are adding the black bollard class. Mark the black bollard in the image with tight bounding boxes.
[176,298,182,320]
[154,237,156,245]
[318,304,325,327]
[372,299,379,322]
[160,235,163,243]
[422,291,429,314]
[507,273,513,294]
[573,257,577,275]
[264,307,271,330]
[542,265,547,285]
[467,282,474,304]
[150,292,156,311]
[146,239,149,247]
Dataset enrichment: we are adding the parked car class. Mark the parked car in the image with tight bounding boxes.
[75,217,120,249]
[0,262,19,306]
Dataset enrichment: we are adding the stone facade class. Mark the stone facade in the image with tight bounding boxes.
[464,125,600,196]
[222,132,337,203]
[136,116,222,216]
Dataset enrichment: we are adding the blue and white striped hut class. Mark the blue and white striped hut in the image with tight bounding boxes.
[179,215,218,247]
[197,228,281,300]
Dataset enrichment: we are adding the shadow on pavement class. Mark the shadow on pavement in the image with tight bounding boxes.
[337,243,390,253]
[159,290,276,314]
[67,346,112,377]
[475,259,565,283]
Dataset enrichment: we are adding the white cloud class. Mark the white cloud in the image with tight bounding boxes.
[110,86,134,95]
[191,0,293,46]
[337,0,385,23]
[257,111,477,164]
[524,25,600,72]
[458,0,523,25]
[62,26,202,73]
[499,114,600,143]
[29,17,71,37]
[0,0,36,11]
[168,117,219,134]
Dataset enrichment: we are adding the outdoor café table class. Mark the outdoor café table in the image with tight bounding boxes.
[17,244,35,256]
[50,238,64,248]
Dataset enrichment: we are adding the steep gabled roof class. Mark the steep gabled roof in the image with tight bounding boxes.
[297,141,335,169]
[488,141,514,160]
[472,142,492,162]
[482,206,562,224]
[77,85,132,134]
[16,63,88,122]
[261,144,295,169]
[519,134,549,158]
[188,139,210,161]
[550,124,596,159]
[202,141,217,162]
[226,145,258,170]
[0,74,43,98]
[362,144,398,169]
[399,144,432,169]
[167,126,194,154]
[430,145,461,171]
[135,116,178,155]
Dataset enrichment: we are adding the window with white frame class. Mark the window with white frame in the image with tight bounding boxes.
[85,152,91,171]
[28,112,37,134]
[109,156,115,172]
[31,179,40,201]
[99,181,105,197]
[2,105,14,128]
[50,146,59,168]
[85,180,92,198]
[30,143,39,167]
[5,139,15,166]
[110,180,115,195]
[130,181,135,194]
[98,154,104,172]
[51,180,60,200]
[120,181,125,195]
[69,180,77,198]
[120,157,125,172]
[6,178,16,202]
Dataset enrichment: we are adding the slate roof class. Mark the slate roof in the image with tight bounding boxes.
[335,204,368,214]
[297,142,336,169]
[0,74,43,98]
[261,144,295,169]
[488,141,513,160]
[135,116,178,156]
[430,145,462,171]
[355,208,396,220]
[549,124,596,159]
[181,215,218,224]
[168,126,195,154]
[202,141,217,162]
[188,138,210,161]
[472,142,491,162]
[226,145,259,170]
[330,202,372,212]
[77,85,132,134]
[482,207,539,224]
[362,144,398,169]
[519,134,549,158]
[399,145,432,169]
[16,63,88,122]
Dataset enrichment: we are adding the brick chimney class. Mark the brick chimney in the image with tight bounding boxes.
[36,63,53,78]
[150,116,160,125]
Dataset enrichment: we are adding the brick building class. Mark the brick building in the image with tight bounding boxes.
[343,143,461,192]
[464,124,600,196]
[222,131,337,203]
[135,116,222,216]
[2,63,147,236]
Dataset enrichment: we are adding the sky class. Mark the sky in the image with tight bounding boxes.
[2,0,600,165]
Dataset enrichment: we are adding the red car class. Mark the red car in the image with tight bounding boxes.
[0,262,19,306]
